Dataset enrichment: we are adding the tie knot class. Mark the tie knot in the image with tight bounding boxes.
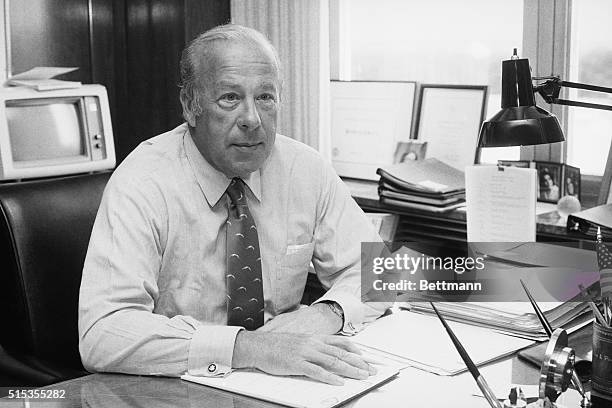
[226,178,245,206]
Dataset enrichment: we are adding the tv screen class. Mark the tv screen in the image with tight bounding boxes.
[6,99,85,162]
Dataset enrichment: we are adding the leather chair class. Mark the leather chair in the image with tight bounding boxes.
[0,171,112,387]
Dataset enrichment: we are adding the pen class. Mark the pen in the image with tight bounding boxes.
[430,302,502,408]
[578,284,610,328]
[519,280,588,401]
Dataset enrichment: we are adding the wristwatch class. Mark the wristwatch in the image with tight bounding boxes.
[323,301,345,326]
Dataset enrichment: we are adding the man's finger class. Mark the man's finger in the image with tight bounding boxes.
[323,336,362,355]
[318,344,371,373]
[300,362,344,386]
[308,351,369,380]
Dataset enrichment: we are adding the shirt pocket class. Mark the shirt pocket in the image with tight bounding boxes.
[272,242,315,313]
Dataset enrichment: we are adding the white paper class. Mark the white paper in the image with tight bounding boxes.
[466,165,537,242]
[352,311,533,376]
[330,81,415,180]
[6,67,81,91]
[417,87,486,172]
[182,365,399,408]
[8,67,78,80]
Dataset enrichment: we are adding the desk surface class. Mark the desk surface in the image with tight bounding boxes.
[0,329,595,408]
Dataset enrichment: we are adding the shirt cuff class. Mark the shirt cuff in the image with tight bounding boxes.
[313,291,364,335]
[187,325,243,377]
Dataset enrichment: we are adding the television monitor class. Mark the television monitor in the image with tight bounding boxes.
[0,84,115,180]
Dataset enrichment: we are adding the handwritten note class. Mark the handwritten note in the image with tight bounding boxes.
[465,165,536,242]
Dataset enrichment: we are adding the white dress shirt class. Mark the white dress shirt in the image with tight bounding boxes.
[78,123,383,377]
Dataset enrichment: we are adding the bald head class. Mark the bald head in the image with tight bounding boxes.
[179,24,281,123]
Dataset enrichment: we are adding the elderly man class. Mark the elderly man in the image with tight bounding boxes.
[78,24,383,385]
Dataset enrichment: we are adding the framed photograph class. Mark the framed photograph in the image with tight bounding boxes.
[330,80,416,180]
[536,162,563,203]
[414,84,487,171]
[562,164,581,200]
[497,160,532,169]
[393,140,427,163]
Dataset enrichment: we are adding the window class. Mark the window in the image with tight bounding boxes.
[566,0,612,176]
[331,0,525,164]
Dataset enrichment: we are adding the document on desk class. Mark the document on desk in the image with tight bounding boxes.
[181,365,399,408]
[465,165,537,242]
[352,311,533,376]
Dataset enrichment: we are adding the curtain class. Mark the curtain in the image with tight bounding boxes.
[231,0,330,156]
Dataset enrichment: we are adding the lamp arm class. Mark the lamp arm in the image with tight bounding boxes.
[550,98,612,112]
[534,77,612,111]
[560,80,612,94]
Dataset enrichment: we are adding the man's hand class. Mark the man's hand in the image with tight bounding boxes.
[232,331,376,385]
[257,304,342,335]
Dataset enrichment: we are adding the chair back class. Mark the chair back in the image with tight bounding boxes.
[0,171,111,371]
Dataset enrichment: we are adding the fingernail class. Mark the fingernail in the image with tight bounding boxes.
[359,369,369,378]
[368,364,377,375]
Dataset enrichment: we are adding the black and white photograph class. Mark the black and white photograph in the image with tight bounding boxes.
[1,0,612,406]
[393,140,428,163]
[563,164,581,200]
[536,162,563,203]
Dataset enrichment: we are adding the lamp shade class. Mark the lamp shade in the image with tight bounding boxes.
[478,56,565,147]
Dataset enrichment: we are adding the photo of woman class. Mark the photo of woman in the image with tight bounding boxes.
[536,163,562,203]
[563,165,581,200]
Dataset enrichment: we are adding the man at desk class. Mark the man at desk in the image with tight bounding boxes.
[78,24,382,385]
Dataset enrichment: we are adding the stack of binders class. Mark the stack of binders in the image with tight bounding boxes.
[377,158,466,213]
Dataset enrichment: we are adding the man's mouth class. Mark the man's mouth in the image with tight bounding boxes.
[232,142,263,151]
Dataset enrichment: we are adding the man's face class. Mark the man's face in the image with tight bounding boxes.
[188,41,280,178]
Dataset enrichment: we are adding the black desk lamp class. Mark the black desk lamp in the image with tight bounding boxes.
[475,49,612,163]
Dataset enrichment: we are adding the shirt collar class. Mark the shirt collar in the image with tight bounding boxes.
[182,126,262,207]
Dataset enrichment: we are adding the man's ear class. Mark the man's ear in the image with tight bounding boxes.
[179,91,197,127]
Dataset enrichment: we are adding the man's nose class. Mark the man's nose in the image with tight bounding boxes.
[237,99,262,131]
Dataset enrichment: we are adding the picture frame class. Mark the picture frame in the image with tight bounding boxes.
[497,160,531,169]
[414,84,487,171]
[393,140,427,163]
[562,164,581,201]
[330,80,417,180]
[535,162,563,204]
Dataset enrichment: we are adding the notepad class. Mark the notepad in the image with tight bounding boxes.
[465,165,537,242]
[181,366,399,408]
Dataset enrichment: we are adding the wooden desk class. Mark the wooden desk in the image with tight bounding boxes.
[0,328,597,408]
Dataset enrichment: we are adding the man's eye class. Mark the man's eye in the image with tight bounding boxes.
[220,93,240,102]
[258,94,276,103]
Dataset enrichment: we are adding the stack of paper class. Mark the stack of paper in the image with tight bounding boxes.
[352,311,534,376]
[377,158,465,213]
[5,67,81,91]
[405,301,592,341]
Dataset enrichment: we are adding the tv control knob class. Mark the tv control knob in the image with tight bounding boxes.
[93,134,101,140]
[94,143,102,149]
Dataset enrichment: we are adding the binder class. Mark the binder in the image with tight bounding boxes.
[376,158,464,194]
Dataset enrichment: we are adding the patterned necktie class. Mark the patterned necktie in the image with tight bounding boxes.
[225,178,264,330]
